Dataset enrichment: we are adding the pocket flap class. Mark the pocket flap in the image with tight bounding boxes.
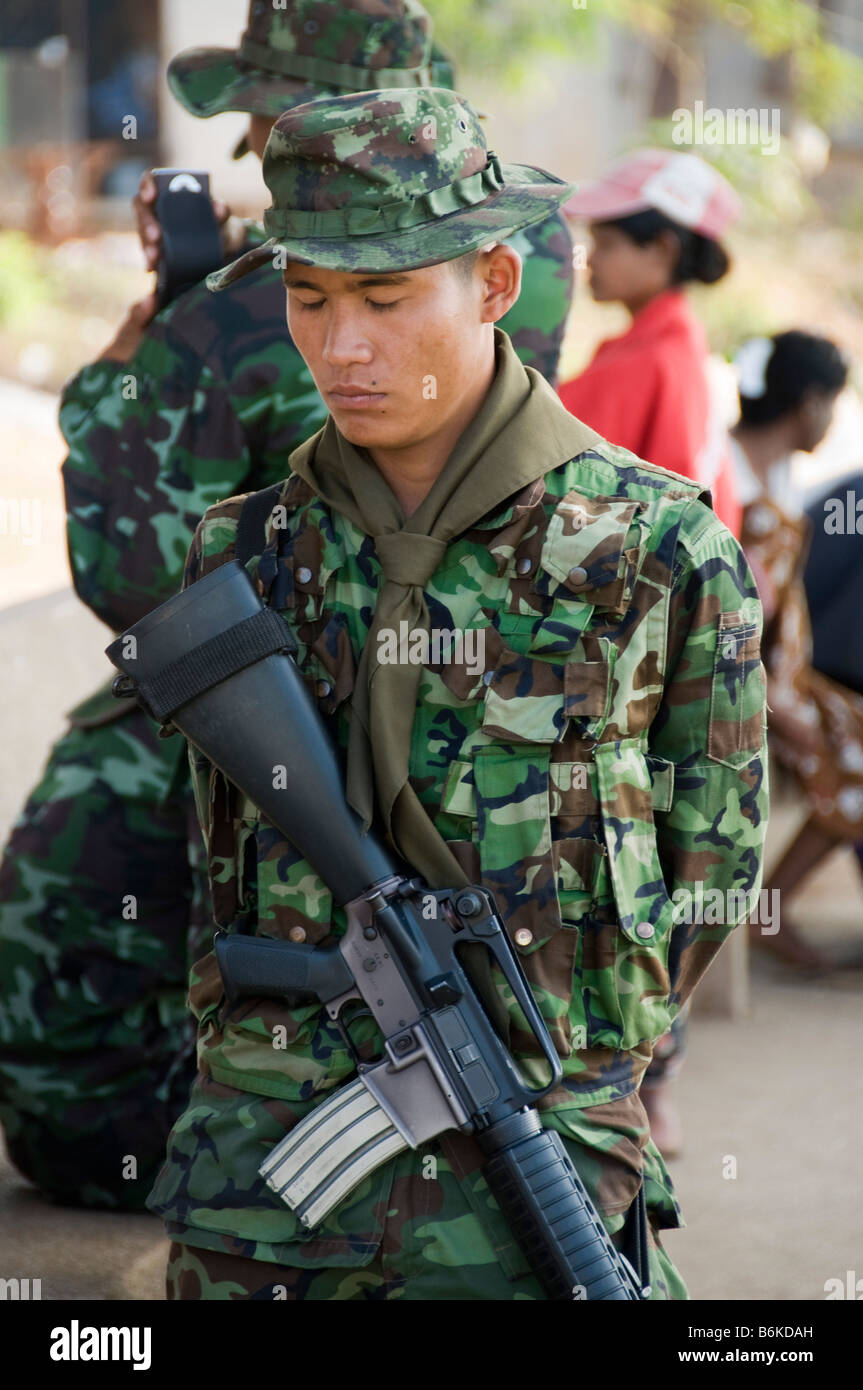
[444,756,675,821]
[441,760,475,818]
[481,636,615,745]
[593,739,677,945]
[538,492,641,611]
[305,613,357,713]
[472,745,558,951]
[707,614,766,769]
[482,647,567,743]
[563,651,611,721]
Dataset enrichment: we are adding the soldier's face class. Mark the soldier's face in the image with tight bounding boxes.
[283,246,521,453]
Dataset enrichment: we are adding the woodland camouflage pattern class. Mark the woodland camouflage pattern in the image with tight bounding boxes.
[209,89,576,283]
[149,413,768,1298]
[0,717,205,1207]
[168,0,438,121]
[0,229,572,1207]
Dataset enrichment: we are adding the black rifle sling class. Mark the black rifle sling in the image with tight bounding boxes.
[235,481,285,567]
[620,1183,651,1296]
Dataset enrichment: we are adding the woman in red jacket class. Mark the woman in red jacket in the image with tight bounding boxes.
[559,148,742,535]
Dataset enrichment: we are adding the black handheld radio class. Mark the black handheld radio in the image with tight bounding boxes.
[152,168,224,310]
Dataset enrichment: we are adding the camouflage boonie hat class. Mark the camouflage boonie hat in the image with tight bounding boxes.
[168,0,436,124]
[208,88,577,281]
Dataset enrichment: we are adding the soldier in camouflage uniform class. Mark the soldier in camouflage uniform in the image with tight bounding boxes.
[148,88,769,1300]
[0,0,573,1210]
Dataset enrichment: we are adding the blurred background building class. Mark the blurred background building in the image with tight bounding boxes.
[4,1,863,470]
[2,1,863,547]
[2,0,863,232]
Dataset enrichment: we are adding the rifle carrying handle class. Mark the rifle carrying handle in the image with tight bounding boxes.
[479,1110,643,1301]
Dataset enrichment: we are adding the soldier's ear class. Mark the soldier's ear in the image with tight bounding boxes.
[478,242,522,325]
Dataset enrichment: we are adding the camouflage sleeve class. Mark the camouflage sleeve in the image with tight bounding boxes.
[500,209,574,387]
[182,496,245,589]
[59,280,324,633]
[647,505,769,1014]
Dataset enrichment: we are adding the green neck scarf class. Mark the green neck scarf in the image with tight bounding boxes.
[289,328,602,888]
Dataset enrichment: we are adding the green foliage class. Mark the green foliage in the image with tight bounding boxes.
[788,19,863,127]
[426,0,863,125]
[689,277,781,357]
[430,0,589,86]
[0,231,54,325]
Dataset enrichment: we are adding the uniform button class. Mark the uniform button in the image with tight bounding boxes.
[288,926,307,943]
[295,566,313,585]
[568,566,589,587]
[635,921,655,940]
[514,927,534,947]
[516,556,533,576]
[316,679,332,699]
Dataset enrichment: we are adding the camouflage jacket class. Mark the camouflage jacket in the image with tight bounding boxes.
[148,394,769,1266]
[59,214,572,639]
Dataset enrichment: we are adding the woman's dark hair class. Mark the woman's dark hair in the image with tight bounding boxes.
[600,207,730,285]
[738,330,849,427]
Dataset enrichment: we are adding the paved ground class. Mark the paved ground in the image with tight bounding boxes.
[667,952,863,1301]
[1,380,861,1301]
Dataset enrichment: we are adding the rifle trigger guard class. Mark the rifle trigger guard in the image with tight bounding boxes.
[326,991,373,1066]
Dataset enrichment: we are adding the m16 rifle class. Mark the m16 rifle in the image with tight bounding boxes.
[107,558,647,1301]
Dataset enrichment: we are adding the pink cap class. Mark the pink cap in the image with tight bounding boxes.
[565,148,741,240]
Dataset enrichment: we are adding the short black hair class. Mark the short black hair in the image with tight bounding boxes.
[738,330,849,426]
[451,248,481,282]
[598,207,730,285]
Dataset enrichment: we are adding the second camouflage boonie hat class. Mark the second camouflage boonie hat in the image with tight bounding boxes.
[168,0,436,123]
[208,87,577,281]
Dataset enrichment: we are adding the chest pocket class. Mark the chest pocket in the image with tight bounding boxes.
[440,490,678,1056]
[526,491,644,615]
[483,487,641,732]
[481,643,614,743]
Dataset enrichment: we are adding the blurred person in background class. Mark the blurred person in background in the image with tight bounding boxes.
[558,148,744,1155]
[730,331,861,972]
[0,0,574,1212]
[803,469,863,699]
[559,148,741,537]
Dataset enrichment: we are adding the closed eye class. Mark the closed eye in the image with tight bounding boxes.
[293,298,401,312]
